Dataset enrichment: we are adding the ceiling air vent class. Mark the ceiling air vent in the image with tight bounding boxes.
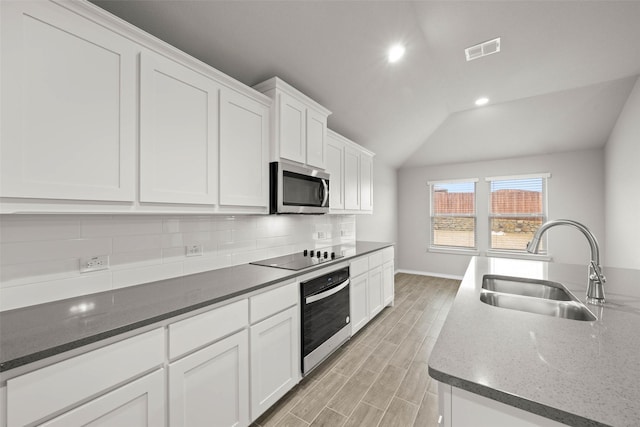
[465,37,501,61]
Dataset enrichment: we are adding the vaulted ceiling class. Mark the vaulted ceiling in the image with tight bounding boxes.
[92,1,640,168]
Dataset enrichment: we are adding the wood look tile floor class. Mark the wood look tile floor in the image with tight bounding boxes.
[253,273,461,427]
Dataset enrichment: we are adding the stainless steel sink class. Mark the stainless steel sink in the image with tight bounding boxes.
[482,275,572,301]
[480,275,597,321]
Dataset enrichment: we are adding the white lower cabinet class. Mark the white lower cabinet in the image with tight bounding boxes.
[169,330,249,427]
[368,266,384,319]
[349,248,395,335]
[438,383,565,427]
[250,306,299,421]
[40,369,165,427]
[350,273,369,335]
[383,261,395,306]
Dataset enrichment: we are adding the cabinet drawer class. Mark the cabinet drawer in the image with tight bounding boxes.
[7,328,164,427]
[368,251,383,268]
[250,281,298,324]
[169,299,248,359]
[350,256,369,277]
[382,246,394,263]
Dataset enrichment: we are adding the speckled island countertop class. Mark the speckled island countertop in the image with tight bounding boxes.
[0,241,393,375]
[429,256,640,427]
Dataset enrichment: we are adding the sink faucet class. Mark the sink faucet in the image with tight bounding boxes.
[526,219,606,305]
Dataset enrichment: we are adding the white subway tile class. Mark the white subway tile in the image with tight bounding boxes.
[176,217,214,232]
[109,249,163,270]
[162,233,184,248]
[183,254,232,276]
[82,216,162,237]
[113,234,162,253]
[162,247,186,263]
[218,239,257,254]
[0,216,80,242]
[0,272,112,311]
[112,262,183,290]
[163,218,181,233]
[1,238,112,265]
[0,258,80,288]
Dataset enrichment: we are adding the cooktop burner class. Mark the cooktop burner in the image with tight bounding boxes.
[250,247,345,271]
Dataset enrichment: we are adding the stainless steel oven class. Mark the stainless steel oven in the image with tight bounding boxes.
[270,160,330,214]
[300,267,350,375]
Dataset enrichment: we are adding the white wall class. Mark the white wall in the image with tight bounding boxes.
[356,161,398,244]
[0,214,356,310]
[398,149,605,277]
[605,76,640,270]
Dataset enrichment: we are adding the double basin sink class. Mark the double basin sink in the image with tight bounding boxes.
[480,275,597,321]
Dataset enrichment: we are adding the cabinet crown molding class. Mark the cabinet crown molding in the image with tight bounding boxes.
[53,0,271,107]
[253,77,331,116]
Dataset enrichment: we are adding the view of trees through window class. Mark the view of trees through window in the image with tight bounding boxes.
[489,177,546,252]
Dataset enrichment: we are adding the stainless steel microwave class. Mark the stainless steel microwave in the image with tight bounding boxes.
[270,160,330,214]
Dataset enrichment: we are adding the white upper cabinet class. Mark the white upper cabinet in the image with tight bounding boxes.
[1,1,272,214]
[219,88,269,210]
[1,1,136,202]
[326,131,345,210]
[139,51,219,205]
[306,108,328,169]
[253,77,331,169]
[344,144,361,211]
[279,93,307,164]
[360,151,374,212]
[327,129,375,214]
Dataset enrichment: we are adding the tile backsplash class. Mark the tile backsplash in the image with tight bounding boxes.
[0,214,356,311]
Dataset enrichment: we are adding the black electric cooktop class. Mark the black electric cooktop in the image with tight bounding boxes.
[250,247,345,271]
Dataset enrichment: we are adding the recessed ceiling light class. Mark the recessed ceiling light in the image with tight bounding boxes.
[388,44,405,63]
[475,97,490,106]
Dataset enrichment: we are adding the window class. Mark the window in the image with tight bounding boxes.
[429,180,477,250]
[487,174,549,252]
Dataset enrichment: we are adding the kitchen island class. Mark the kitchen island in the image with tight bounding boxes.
[429,256,640,427]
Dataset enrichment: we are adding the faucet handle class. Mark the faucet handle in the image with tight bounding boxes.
[589,261,606,284]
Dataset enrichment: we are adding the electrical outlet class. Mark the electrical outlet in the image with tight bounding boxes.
[80,255,109,273]
[185,244,203,257]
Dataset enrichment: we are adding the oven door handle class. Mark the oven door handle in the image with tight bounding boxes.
[305,279,350,304]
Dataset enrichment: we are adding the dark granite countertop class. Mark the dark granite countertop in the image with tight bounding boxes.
[0,241,392,374]
[429,256,640,427]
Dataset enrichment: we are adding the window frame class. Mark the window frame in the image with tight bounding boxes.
[428,178,479,253]
[485,173,550,254]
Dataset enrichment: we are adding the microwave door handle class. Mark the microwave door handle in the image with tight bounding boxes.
[321,179,329,207]
[305,279,350,304]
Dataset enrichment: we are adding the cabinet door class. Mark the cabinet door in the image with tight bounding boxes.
[39,370,164,427]
[350,274,369,335]
[250,306,299,421]
[169,330,249,427]
[219,89,269,208]
[140,51,219,204]
[383,261,395,306]
[278,93,306,164]
[368,266,384,318]
[306,108,327,169]
[344,145,361,210]
[1,1,135,201]
[326,137,344,210]
[360,153,374,212]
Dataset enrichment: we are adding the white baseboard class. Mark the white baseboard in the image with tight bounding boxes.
[395,269,464,281]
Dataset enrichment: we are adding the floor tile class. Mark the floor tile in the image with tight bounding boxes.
[362,364,406,410]
[343,402,384,427]
[309,407,346,427]
[378,397,419,427]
